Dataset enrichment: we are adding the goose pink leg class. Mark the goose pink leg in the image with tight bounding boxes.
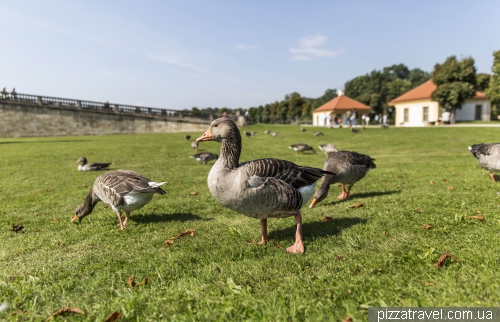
[490,172,496,183]
[337,184,348,199]
[122,211,131,229]
[286,213,304,254]
[116,211,125,230]
[258,219,268,245]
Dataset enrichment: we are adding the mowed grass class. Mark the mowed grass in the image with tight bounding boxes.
[1,125,499,321]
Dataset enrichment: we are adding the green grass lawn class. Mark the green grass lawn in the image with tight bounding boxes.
[1,125,499,321]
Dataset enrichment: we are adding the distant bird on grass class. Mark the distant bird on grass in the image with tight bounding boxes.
[318,143,339,155]
[301,127,306,132]
[72,170,165,229]
[190,152,219,165]
[289,143,316,154]
[264,130,270,135]
[350,125,361,134]
[196,117,332,253]
[313,131,324,136]
[191,141,199,151]
[469,143,500,182]
[271,132,280,137]
[310,151,376,207]
[244,131,252,138]
[185,135,191,140]
[76,157,112,172]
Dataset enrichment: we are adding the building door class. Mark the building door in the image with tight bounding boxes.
[475,105,482,120]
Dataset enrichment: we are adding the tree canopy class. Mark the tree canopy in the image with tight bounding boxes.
[485,50,500,118]
[431,56,477,123]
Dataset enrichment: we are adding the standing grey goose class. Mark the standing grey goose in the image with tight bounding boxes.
[76,157,112,172]
[71,170,166,229]
[469,143,500,182]
[190,152,219,165]
[196,118,332,253]
[318,143,339,155]
[309,151,376,207]
[289,143,316,154]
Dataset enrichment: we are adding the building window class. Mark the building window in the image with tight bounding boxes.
[423,106,428,122]
[475,104,482,120]
[404,108,409,123]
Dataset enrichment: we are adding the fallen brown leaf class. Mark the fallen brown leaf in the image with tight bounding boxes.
[168,229,195,240]
[104,311,122,322]
[273,241,282,248]
[214,267,221,273]
[434,253,458,268]
[467,215,485,221]
[349,203,364,208]
[447,186,455,190]
[430,181,435,185]
[342,317,353,322]
[190,191,198,195]
[395,175,403,178]
[46,188,52,192]
[321,216,334,222]
[128,275,148,289]
[164,240,174,246]
[415,208,422,213]
[51,218,60,223]
[34,229,39,232]
[347,289,352,294]
[422,224,433,229]
[337,255,344,260]
[35,212,39,216]
[81,184,86,187]
[421,280,435,286]
[442,179,448,182]
[10,224,23,232]
[45,307,84,322]
[382,231,387,236]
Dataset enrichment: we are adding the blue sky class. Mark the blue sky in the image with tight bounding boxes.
[2,0,499,110]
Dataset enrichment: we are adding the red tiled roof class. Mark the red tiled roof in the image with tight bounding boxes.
[388,79,486,104]
[313,95,372,113]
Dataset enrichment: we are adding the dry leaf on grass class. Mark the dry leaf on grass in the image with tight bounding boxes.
[337,255,345,260]
[422,224,433,229]
[415,208,422,213]
[430,181,435,185]
[128,275,148,290]
[273,241,282,248]
[214,267,221,273]
[342,317,353,322]
[382,231,387,236]
[10,225,23,232]
[190,191,198,195]
[442,179,448,182]
[447,186,455,190]
[104,311,122,322]
[169,229,195,240]
[434,253,458,268]
[164,240,174,246]
[395,175,403,178]
[102,205,110,209]
[349,203,364,208]
[51,218,60,223]
[421,280,435,286]
[45,307,84,322]
[321,216,334,222]
[467,215,485,221]
[35,212,39,216]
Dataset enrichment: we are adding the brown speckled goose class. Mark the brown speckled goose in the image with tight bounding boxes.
[469,143,500,182]
[71,170,166,229]
[310,151,375,207]
[318,143,339,155]
[289,143,316,154]
[190,152,219,165]
[76,157,112,171]
[196,118,332,253]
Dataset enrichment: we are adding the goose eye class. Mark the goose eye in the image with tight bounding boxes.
[213,124,218,127]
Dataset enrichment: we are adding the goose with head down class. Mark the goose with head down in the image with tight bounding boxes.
[71,170,166,229]
[197,118,332,253]
[469,143,500,182]
[310,151,375,207]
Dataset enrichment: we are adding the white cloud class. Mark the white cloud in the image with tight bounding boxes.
[289,35,343,61]
[147,54,208,73]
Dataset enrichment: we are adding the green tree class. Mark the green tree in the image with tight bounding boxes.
[432,56,477,124]
[486,50,500,119]
[386,78,412,102]
[476,73,491,92]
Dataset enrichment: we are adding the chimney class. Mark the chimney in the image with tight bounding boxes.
[337,89,344,96]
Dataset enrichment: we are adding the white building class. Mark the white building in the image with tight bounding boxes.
[312,90,373,126]
[389,79,491,126]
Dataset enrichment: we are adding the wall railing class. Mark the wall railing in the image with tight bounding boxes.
[0,92,212,120]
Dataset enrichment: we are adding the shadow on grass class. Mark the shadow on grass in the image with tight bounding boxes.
[269,216,366,240]
[322,190,401,206]
[131,213,212,224]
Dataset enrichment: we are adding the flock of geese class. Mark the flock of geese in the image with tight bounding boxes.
[72,118,500,254]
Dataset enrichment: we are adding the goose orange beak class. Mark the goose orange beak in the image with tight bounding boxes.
[71,215,81,223]
[196,128,213,142]
[309,198,318,208]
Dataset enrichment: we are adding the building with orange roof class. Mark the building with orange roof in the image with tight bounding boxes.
[312,90,373,126]
[388,79,490,126]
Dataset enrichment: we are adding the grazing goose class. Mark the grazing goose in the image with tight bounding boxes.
[244,131,252,138]
[252,132,258,136]
[71,170,165,229]
[318,143,339,155]
[469,143,500,182]
[313,131,324,136]
[264,130,270,135]
[271,132,280,137]
[310,151,376,207]
[191,141,199,151]
[190,152,219,165]
[301,127,306,132]
[289,143,316,154]
[196,118,332,253]
[185,135,191,140]
[76,157,112,172]
[350,126,361,134]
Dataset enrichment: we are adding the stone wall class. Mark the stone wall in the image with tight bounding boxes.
[0,101,211,138]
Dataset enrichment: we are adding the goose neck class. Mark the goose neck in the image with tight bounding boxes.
[220,139,241,169]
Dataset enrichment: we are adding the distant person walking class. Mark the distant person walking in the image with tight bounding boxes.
[382,114,388,126]
[1,87,7,99]
[11,88,17,99]
[351,108,358,126]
